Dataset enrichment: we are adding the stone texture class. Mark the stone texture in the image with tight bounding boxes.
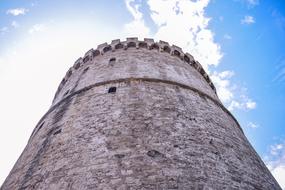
[1,38,281,190]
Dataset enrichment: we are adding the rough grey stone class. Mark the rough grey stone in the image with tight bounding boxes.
[1,38,281,190]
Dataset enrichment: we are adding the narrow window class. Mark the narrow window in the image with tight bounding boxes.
[38,122,45,131]
[83,67,89,74]
[108,87,116,93]
[53,129,62,136]
[109,58,116,65]
[64,90,70,96]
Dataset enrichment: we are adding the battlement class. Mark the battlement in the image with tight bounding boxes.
[56,38,216,102]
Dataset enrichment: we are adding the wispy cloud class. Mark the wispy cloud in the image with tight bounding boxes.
[29,24,46,34]
[124,0,255,112]
[11,21,20,28]
[224,34,232,40]
[227,95,256,111]
[272,10,285,34]
[124,0,223,70]
[246,99,256,109]
[241,15,255,24]
[235,0,259,8]
[211,71,257,111]
[247,122,259,128]
[273,58,285,83]
[0,27,9,35]
[246,0,259,6]
[264,140,285,189]
[211,71,235,103]
[147,0,222,70]
[6,8,28,16]
[124,0,150,38]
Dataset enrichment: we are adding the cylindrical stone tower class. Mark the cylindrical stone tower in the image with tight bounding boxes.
[2,38,281,189]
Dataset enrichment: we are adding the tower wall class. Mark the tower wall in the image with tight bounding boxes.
[1,38,281,189]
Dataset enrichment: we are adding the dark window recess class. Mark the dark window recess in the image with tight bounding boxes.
[115,43,124,49]
[33,121,45,135]
[150,44,159,50]
[184,55,190,63]
[163,46,171,53]
[114,154,125,159]
[61,78,66,86]
[93,50,100,57]
[67,70,72,78]
[127,42,136,48]
[108,87,117,93]
[83,56,90,63]
[109,58,116,65]
[38,122,45,131]
[53,129,62,135]
[147,150,162,158]
[64,90,70,96]
[139,42,147,48]
[103,45,112,53]
[173,50,181,57]
[74,62,81,70]
[83,67,89,74]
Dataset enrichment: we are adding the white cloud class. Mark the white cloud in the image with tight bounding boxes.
[124,0,223,70]
[29,24,46,34]
[147,0,222,70]
[271,165,285,189]
[211,71,257,111]
[124,0,256,112]
[6,8,28,16]
[227,96,257,111]
[224,34,232,40]
[218,70,235,78]
[246,99,256,109]
[247,122,259,128]
[270,143,284,156]
[246,0,259,6]
[264,141,285,189]
[124,0,150,38]
[211,71,235,103]
[241,15,255,24]
[11,21,20,28]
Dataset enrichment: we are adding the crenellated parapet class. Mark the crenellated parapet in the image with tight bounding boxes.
[54,38,217,102]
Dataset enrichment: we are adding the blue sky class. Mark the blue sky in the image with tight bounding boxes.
[0,0,285,187]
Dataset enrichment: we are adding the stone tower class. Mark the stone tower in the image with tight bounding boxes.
[1,38,281,189]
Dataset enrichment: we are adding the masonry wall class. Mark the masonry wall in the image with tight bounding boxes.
[1,38,281,190]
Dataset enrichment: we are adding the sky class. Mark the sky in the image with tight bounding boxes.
[0,0,285,188]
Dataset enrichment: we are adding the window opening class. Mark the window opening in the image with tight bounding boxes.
[108,87,116,93]
[109,58,116,65]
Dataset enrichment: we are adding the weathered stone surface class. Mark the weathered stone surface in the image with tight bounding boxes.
[1,39,281,189]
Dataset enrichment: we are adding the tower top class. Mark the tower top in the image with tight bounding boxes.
[57,38,216,102]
